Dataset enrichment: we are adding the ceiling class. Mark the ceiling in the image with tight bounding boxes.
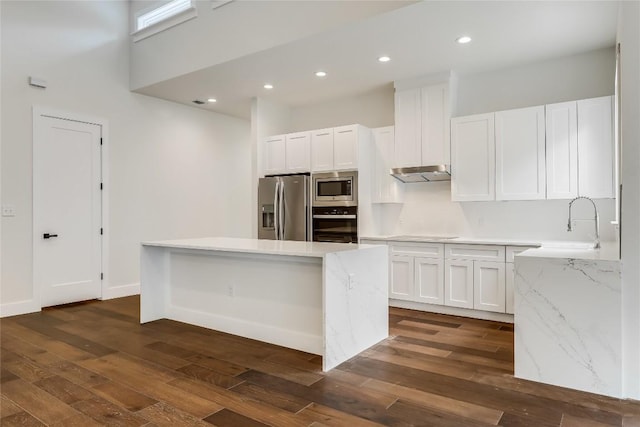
[135,1,620,120]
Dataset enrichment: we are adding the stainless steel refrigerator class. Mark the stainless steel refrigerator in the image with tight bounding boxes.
[258,175,311,241]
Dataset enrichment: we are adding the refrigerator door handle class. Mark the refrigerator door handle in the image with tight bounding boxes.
[273,179,280,240]
[279,178,285,240]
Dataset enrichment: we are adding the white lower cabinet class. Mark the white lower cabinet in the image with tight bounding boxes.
[505,263,515,314]
[390,254,414,301]
[444,259,474,309]
[473,261,506,313]
[415,257,444,304]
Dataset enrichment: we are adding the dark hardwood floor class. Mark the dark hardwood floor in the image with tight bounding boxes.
[1,296,638,426]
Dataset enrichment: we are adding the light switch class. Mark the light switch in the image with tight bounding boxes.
[2,205,15,217]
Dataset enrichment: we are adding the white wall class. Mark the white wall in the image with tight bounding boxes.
[0,1,251,313]
[456,47,615,116]
[289,85,395,132]
[617,1,640,400]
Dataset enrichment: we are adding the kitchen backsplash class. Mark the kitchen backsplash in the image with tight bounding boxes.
[373,181,617,242]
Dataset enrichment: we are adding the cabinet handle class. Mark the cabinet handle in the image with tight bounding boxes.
[289,136,306,140]
[337,130,353,134]
[316,132,330,136]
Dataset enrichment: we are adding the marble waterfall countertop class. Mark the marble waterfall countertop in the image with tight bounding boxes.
[360,235,619,261]
[142,237,378,258]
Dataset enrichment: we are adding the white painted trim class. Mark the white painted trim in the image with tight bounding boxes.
[101,283,141,300]
[32,106,109,308]
[0,299,41,318]
[389,299,514,324]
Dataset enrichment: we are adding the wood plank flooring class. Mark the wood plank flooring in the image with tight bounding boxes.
[1,296,638,426]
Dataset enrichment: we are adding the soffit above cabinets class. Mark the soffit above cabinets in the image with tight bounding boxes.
[134,1,619,119]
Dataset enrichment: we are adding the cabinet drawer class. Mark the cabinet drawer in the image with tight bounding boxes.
[390,242,444,258]
[506,246,536,263]
[445,244,505,262]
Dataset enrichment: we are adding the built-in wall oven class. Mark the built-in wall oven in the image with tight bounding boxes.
[312,171,358,243]
[312,206,358,243]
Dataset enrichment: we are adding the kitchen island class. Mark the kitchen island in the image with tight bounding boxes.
[514,244,622,398]
[140,237,388,371]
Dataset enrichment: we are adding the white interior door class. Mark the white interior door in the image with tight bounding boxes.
[34,113,102,307]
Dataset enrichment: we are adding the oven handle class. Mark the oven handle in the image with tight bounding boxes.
[312,214,357,219]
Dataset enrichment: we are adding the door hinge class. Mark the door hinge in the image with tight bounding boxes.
[100,138,103,146]
[100,273,104,280]
[100,228,103,235]
[100,183,103,190]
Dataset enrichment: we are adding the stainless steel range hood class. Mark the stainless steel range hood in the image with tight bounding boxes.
[390,165,451,183]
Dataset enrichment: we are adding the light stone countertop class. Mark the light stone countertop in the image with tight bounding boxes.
[360,235,619,261]
[142,237,377,258]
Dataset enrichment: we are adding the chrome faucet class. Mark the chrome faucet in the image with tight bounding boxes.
[567,196,600,249]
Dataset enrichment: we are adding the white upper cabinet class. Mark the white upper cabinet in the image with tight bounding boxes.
[421,83,451,165]
[451,113,495,201]
[285,132,311,173]
[310,128,334,172]
[495,106,546,200]
[577,96,614,199]
[372,126,403,204]
[333,125,359,170]
[310,124,360,172]
[546,101,578,199]
[263,134,287,175]
[394,83,451,168]
[394,88,422,167]
[545,96,614,199]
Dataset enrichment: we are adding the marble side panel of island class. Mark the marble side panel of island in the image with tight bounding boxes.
[514,255,622,398]
[323,245,389,371]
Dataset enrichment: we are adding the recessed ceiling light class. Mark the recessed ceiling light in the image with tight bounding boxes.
[315,71,327,77]
[263,83,274,89]
[378,56,391,63]
[207,98,217,103]
[456,36,472,44]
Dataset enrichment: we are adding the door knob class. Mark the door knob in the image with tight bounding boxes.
[43,233,58,239]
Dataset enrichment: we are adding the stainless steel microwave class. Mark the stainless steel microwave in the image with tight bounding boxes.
[312,171,358,207]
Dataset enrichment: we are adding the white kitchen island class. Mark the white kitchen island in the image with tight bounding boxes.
[140,237,388,371]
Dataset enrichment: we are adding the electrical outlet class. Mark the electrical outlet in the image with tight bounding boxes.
[348,273,355,290]
[2,205,15,217]
[227,284,234,297]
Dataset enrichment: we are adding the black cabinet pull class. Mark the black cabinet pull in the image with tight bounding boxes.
[43,233,58,239]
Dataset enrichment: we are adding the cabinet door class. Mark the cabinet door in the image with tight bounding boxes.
[421,83,450,165]
[473,261,506,313]
[546,101,578,199]
[333,125,358,170]
[577,96,614,198]
[394,88,422,168]
[415,257,444,305]
[451,113,495,201]
[444,259,473,309]
[264,135,286,175]
[372,126,402,203]
[495,106,546,200]
[390,255,414,301]
[505,263,514,314]
[311,128,334,172]
[285,132,311,173]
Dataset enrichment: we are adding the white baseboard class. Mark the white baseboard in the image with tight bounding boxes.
[390,299,514,324]
[0,299,41,318]
[101,283,140,300]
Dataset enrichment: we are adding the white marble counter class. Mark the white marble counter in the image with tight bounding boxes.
[514,252,622,398]
[141,237,388,371]
[143,237,375,258]
[361,235,619,261]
